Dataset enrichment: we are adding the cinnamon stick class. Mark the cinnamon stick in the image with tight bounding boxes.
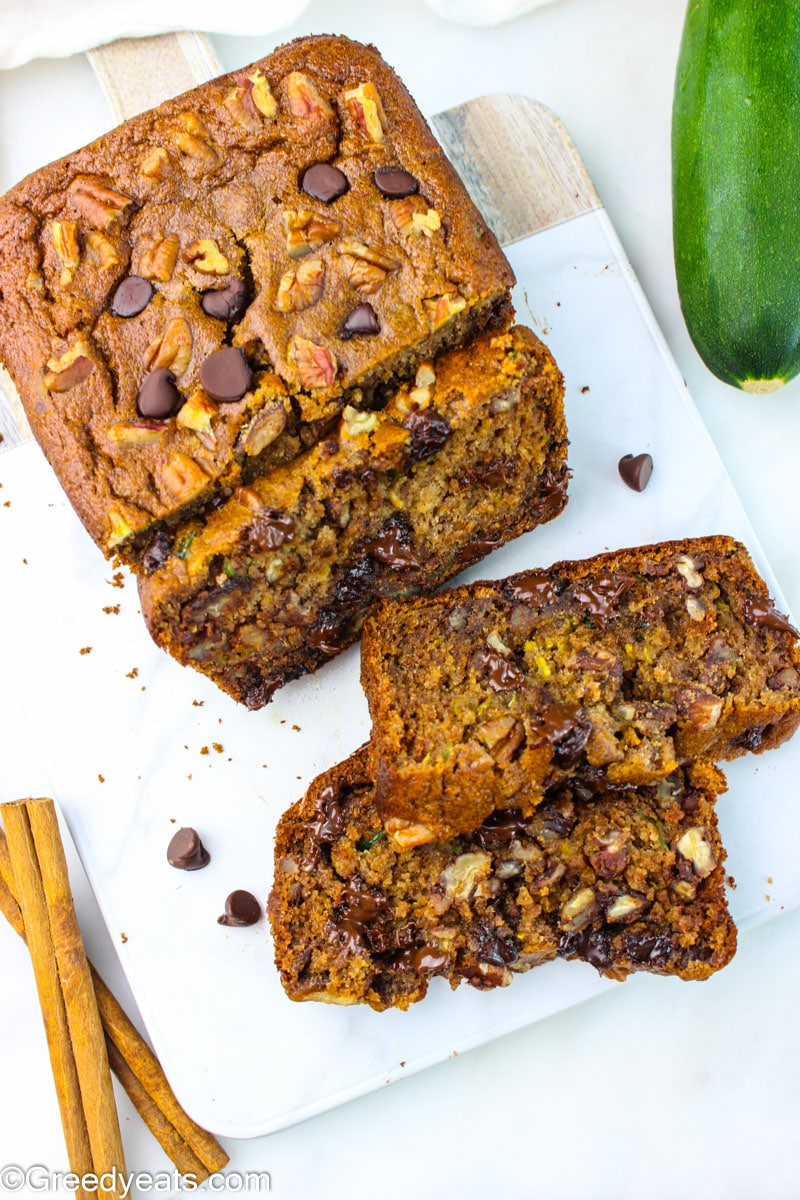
[0,820,228,1182]
[1,800,106,1199]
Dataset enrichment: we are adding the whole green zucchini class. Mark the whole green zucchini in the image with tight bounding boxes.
[672,0,800,392]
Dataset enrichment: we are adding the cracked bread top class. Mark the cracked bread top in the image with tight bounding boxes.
[0,35,514,561]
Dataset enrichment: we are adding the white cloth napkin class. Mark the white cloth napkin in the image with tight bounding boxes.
[0,0,560,70]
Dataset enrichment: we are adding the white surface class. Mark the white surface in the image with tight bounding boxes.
[6,203,799,1141]
[1,0,800,1195]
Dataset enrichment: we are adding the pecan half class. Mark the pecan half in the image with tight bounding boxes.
[84,231,119,270]
[160,451,209,501]
[138,233,180,282]
[285,72,334,118]
[424,292,467,329]
[289,336,336,388]
[68,176,135,230]
[44,339,94,392]
[391,196,441,237]
[342,81,386,142]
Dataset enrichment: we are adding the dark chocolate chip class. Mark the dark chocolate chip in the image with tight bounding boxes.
[111,275,154,318]
[301,162,349,203]
[618,452,654,492]
[199,347,252,403]
[142,529,173,575]
[392,945,450,974]
[572,575,632,622]
[201,278,249,324]
[217,889,262,927]
[506,573,561,607]
[340,302,380,339]
[620,929,673,965]
[167,827,210,871]
[473,925,520,966]
[404,409,452,462]
[373,166,419,198]
[136,368,183,419]
[537,702,592,767]
[456,536,503,565]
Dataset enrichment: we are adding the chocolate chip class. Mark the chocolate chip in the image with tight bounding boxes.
[217,889,262,927]
[136,368,183,419]
[743,597,799,637]
[374,166,419,198]
[404,409,451,462]
[618,452,653,492]
[142,529,173,575]
[111,275,154,318]
[537,702,592,767]
[301,162,349,203]
[199,347,252,403]
[201,278,249,324]
[167,827,210,870]
[246,507,295,552]
[479,649,525,692]
[363,515,420,569]
[340,303,380,339]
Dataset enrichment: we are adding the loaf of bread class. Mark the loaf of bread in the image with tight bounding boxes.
[361,536,800,843]
[139,325,568,707]
[268,745,737,1011]
[0,35,514,564]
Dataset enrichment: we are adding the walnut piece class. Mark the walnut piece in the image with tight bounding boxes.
[385,817,435,851]
[274,258,325,313]
[184,239,229,275]
[67,176,135,230]
[675,554,703,589]
[285,72,334,118]
[138,233,180,282]
[289,336,336,388]
[438,852,492,907]
[283,210,340,258]
[341,406,378,437]
[145,317,193,376]
[44,339,94,392]
[342,81,386,142]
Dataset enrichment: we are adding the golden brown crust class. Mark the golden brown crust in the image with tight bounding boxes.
[361,535,800,839]
[0,35,513,560]
[268,747,736,1011]
[138,325,568,707]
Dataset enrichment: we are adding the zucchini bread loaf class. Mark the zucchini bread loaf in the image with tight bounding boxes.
[138,325,568,708]
[268,745,736,1011]
[361,536,800,843]
[0,35,513,564]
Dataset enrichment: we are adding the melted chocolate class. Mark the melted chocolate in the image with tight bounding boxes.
[392,945,450,974]
[744,597,798,637]
[532,467,569,522]
[363,518,420,569]
[572,574,631,622]
[506,573,560,607]
[473,808,530,848]
[463,456,516,488]
[246,508,295,552]
[479,649,525,692]
[455,536,504,565]
[536,702,592,767]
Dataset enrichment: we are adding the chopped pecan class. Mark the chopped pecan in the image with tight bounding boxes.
[184,239,229,275]
[44,339,94,392]
[160,451,209,501]
[139,147,170,179]
[391,196,441,237]
[68,176,135,230]
[225,69,278,129]
[336,237,397,295]
[274,258,325,313]
[176,389,218,436]
[675,826,716,878]
[285,71,334,118]
[289,336,336,388]
[109,420,166,446]
[236,403,288,456]
[385,817,435,851]
[474,714,525,765]
[675,685,724,731]
[283,210,340,258]
[138,233,180,282]
[51,220,80,286]
[559,887,597,932]
[424,292,468,329]
[145,317,193,376]
[342,81,386,142]
[173,114,219,166]
[84,231,119,270]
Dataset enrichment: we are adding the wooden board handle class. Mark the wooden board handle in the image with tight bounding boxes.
[87,32,221,122]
